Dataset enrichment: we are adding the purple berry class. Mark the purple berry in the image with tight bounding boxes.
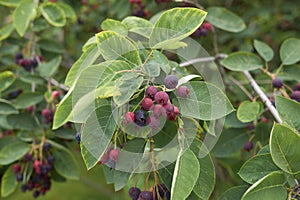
[163,101,174,113]
[141,98,153,111]
[154,91,169,105]
[145,86,158,100]
[13,164,21,173]
[125,112,135,124]
[272,78,283,88]
[134,109,146,126]
[295,83,300,91]
[244,141,253,152]
[152,104,166,118]
[164,75,178,89]
[21,184,28,192]
[16,172,23,182]
[139,191,153,200]
[75,132,81,143]
[23,153,33,162]
[291,91,300,102]
[176,86,190,98]
[166,191,171,200]
[33,190,40,198]
[129,187,141,200]
[47,155,55,164]
[43,142,52,151]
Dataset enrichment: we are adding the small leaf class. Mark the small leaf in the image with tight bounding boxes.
[238,153,279,184]
[57,2,76,21]
[254,40,274,62]
[7,113,38,130]
[101,19,128,35]
[40,3,66,27]
[122,16,153,38]
[237,101,261,122]
[0,99,18,115]
[171,149,200,200]
[1,165,18,197]
[241,171,287,200]
[13,0,36,36]
[0,0,22,7]
[0,141,30,165]
[0,70,16,92]
[206,7,246,33]
[38,56,62,78]
[13,92,44,109]
[280,38,300,65]
[0,23,14,41]
[37,38,65,53]
[270,123,300,174]
[218,185,249,200]
[221,52,263,71]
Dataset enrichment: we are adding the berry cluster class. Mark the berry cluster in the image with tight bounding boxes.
[129,0,150,18]
[272,78,300,103]
[98,147,120,169]
[128,184,170,200]
[41,108,53,124]
[15,53,41,72]
[192,22,212,37]
[14,142,55,198]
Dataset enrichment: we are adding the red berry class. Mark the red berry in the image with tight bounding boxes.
[82,0,88,5]
[272,78,283,88]
[176,86,190,98]
[173,106,179,115]
[125,112,135,124]
[163,101,174,113]
[26,106,34,112]
[261,116,269,124]
[109,149,120,163]
[295,83,300,91]
[202,22,211,31]
[154,91,169,105]
[42,108,51,118]
[5,130,13,135]
[145,86,158,100]
[291,91,300,102]
[52,91,60,99]
[141,97,153,111]
[33,160,42,174]
[164,75,178,89]
[244,141,253,152]
[13,164,21,173]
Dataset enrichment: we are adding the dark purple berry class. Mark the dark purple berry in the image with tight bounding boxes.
[15,53,23,64]
[139,191,153,200]
[145,86,158,99]
[75,132,81,143]
[166,191,171,200]
[33,190,40,198]
[176,86,190,98]
[154,91,169,105]
[43,142,52,151]
[21,184,28,192]
[16,172,23,182]
[23,153,33,162]
[134,109,146,126]
[47,155,55,164]
[8,89,22,99]
[154,184,167,199]
[272,78,283,88]
[129,187,141,200]
[291,91,300,102]
[244,141,253,152]
[32,58,38,68]
[13,164,21,173]
[164,75,178,89]
[141,97,153,111]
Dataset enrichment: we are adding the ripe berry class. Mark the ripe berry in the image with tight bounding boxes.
[164,75,178,89]
[129,187,141,200]
[291,91,300,102]
[13,164,21,173]
[16,172,23,182]
[176,86,190,98]
[8,89,22,99]
[141,97,153,111]
[109,149,120,163]
[52,91,60,99]
[154,184,167,199]
[5,130,13,135]
[15,53,23,64]
[272,78,283,88]
[163,101,174,113]
[125,112,135,124]
[244,141,253,152]
[295,83,300,91]
[154,91,169,105]
[33,190,40,198]
[21,184,28,192]
[43,142,52,151]
[42,108,51,118]
[145,86,158,100]
[23,153,33,162]
[99,151,110,164]
[33,160,42,174]
[75,132,81,143]
[139,191,153,200]
[26,106,34,112]
[202,22,211,31]
[134,109,146,126]
[152,104,166,118]
[47,155,55,164]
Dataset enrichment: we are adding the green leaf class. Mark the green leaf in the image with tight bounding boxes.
[270,123,300,174]
[122,16,153,38]
[218,186,249,200]
[253,40,274,62]
[0,0,22,7]
[171,149,200,200]
[13,0,36,37]
[0,23,14,41]
[276,95,300,133]
[101,19,128,35]
[212,128,248,157]
[19,73,45,85]
[149,7,207,49]
[241,171,287,200]
[52,90,73,129]
[65,43,100,87]
[1,165,18,197]
[221,52,263,71]
[280,38,300,65]
[113,73,143,106]
[81,100,116,170]
[52,147,79,180]
[13,92,44,109]
[174,81,234,120]
[0,99,18,115]
[206,7,246,33]
[37,56,62,78]
[7,113,38,130]
[0,70,16,92]
[37,38,65,53]
[177,75,201,87]
[237,101,261,123]
[224,111,251,128]
[57,2,76,21]
[40,2,66,27]
[96,31,141,66]
[0,141,30,165]
[238,153,279,184]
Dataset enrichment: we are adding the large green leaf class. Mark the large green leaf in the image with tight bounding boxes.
[241,171,287,200]
[0,141,30,165]
[38,56,62,78]
[218,185,249,200]
[279,38,300,65]
[1,165,18,197]
[7,112,38,130]
[122,16,153,38]
[0,23,14,41]
[40,3,66,27]
[149,7,207,49]
[37,38,65,53]
[96,31,141,66]
[206,7,246,33]
[276,95,300,133]
[238,153,279,184]
[101,19,128,35]
[81,99,116,170]
[0,0,22,7]
[221,52,263,71]
[0,99,18,115]
[13,92,44,109]
[254,40,274,62]
[13,0,36,36]
[237,101,261,123]
[52,90,73,129]
[0,70,16,92]
[270,123,300,174]
[173,81,234,120]
[171,149,200,200]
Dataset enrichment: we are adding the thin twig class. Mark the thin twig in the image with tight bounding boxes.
[50,78,69,91]
[229,76,254,100]
[179,54,227,67]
